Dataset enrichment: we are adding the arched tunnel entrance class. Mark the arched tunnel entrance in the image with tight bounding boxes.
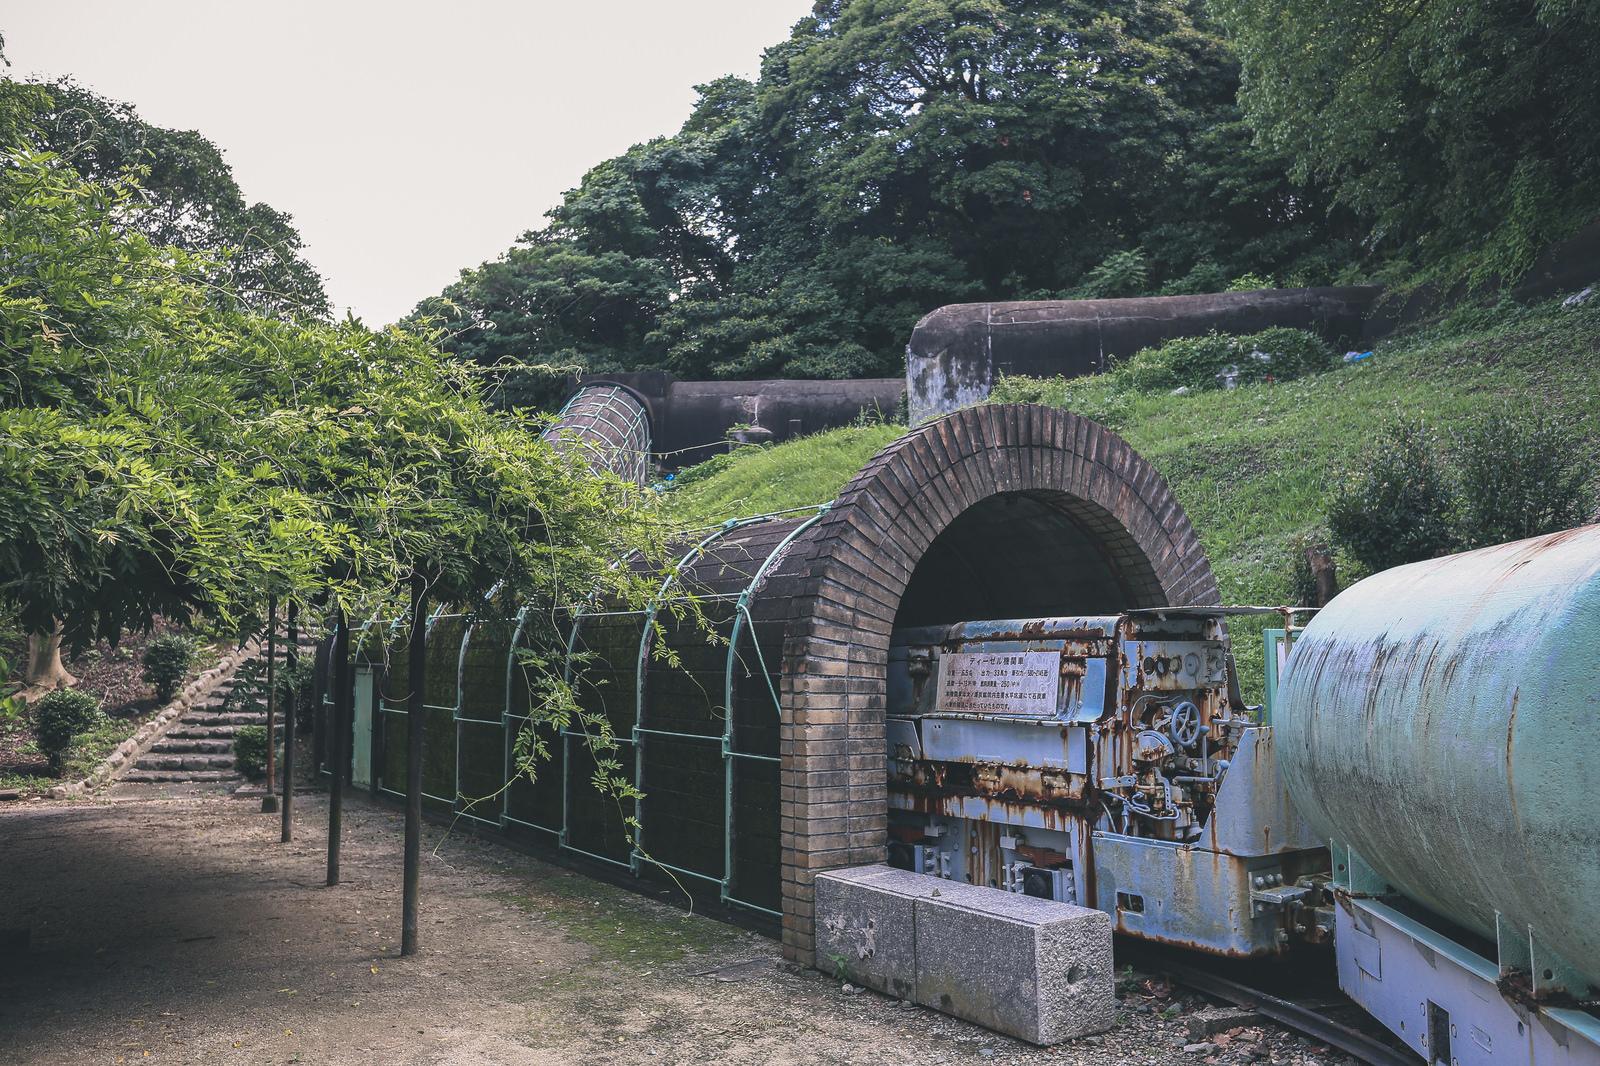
[323,403,1217,965]
[770,404,1216,962]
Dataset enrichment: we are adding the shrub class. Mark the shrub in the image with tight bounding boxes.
[1327,417,1458,573]
[989,373,1134,431]
[141,634,196,703]
[233,724,268,779]
[1449,404,1593,549]
[1226,272,1275,292]
[33,689,104,773]
[1158,260,1228,296]
[1115,328,1333,394]
[669,450,741,489]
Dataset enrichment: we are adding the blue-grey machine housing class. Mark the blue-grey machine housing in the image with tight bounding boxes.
[886,608,1328,957]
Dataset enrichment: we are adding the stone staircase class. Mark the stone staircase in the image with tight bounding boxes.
[122,675,259,785]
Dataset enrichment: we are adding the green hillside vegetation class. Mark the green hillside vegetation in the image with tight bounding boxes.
[660,295,1600,696]
[665,422,905,527]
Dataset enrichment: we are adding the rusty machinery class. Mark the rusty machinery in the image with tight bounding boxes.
[886,609,1330,959]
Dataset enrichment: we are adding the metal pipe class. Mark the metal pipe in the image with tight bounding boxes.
[280,600,298,843]
[402,574,426,956]
[327,609,349,887]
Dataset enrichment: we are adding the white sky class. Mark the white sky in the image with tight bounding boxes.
[5,1,808,324]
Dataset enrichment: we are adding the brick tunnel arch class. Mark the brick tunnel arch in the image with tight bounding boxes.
[775,404,1217,961]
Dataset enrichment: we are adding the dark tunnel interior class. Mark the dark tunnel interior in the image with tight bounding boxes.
[892,490,1167,631]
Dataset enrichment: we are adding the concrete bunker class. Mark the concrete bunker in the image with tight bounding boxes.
[316,403,1217,964]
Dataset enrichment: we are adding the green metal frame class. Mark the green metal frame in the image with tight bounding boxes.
[1261,626,1303,725]
[542,385,651,485]
[328,505,824,919]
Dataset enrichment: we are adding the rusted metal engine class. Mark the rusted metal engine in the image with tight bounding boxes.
[886,609,1328,957]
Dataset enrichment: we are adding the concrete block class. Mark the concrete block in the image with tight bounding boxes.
[915,888,1114,1045]
[814,865,919,1000]
[814,864,1114,1044]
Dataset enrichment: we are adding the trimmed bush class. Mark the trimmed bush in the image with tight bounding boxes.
[1328,416,1458,574]
[33,689,104,773]
[233,724,268,779]
[141,634,196,703]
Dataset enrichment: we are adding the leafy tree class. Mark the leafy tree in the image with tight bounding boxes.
[0,145,674,709]
[1215,0,1600,287]
[418,1,1351,383]
[5,78,329,318]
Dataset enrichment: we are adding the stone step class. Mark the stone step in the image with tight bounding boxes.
[134,753,236,773]
[166,725,248,740]
[121,769,240,784]
[149,737,234,755]
[182,712,265,727]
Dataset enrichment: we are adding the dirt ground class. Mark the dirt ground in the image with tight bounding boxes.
[0,785,1352,1066]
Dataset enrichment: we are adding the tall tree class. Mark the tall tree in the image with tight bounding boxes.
[1214,0,1600,287]
[420,1,1349,384]
[9,79,330,318]
[1,145,671,696]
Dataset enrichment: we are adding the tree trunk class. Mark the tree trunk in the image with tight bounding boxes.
[24,627,77,694]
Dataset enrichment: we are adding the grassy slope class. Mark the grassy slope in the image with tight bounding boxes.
[661,298,1600,695]
[665,422,906,526]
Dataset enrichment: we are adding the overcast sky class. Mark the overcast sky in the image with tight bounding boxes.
[6,2,808,324]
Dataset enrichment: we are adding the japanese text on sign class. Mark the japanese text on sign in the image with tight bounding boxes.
[935,651,1059,716]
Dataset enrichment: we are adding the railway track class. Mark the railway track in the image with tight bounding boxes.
[1159,959,1417,1066]
[1116,942,1419,1066]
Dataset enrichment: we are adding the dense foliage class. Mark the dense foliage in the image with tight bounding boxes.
[415,0,1349,382]
[233,723,268,779]
[32,687,103,772]
[1216,0,1600,288]
[1328,406,1595,574]
[0,141,677,684]
[1,78,328,318]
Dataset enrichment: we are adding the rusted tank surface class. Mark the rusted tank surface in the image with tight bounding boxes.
[1277,525,1600,990]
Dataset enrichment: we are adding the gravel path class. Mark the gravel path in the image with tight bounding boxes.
[0,785,1358,1065]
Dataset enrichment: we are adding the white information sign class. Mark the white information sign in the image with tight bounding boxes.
[935,651,1060,716]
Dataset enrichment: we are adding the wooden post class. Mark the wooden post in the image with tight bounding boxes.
[402,574,427,956]
[1305,544,1340,607]
[261,596,279,813]
[281,600,298,843]
[327,609,349,886]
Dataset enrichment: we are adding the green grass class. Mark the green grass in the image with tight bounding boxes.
[663,422,906,526]
[495,872,747,970]
[662,296,1600,698]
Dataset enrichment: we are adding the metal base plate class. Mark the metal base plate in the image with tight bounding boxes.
[1337,896,1600,1066]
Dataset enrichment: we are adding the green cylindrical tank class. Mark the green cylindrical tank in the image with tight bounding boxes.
[1277,525,1600,989]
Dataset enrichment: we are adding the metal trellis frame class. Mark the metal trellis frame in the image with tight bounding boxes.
[324,505,826,919]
